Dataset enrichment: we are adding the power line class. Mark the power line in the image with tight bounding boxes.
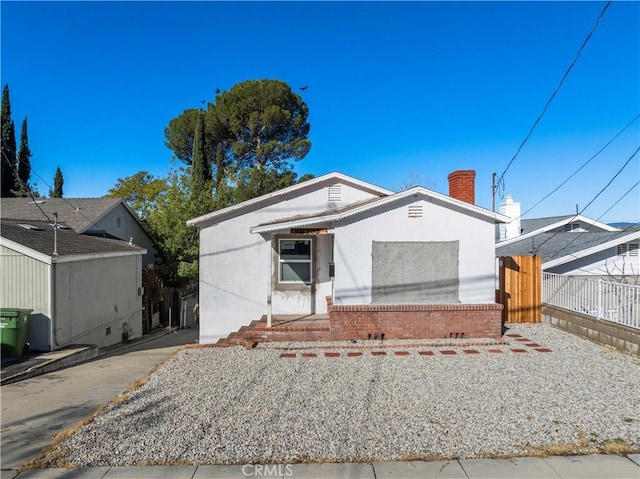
[12,153,98,227]
[519,112,640,219]
[532,144,640,254]
[544,179,640,261]
[496,0,613,196]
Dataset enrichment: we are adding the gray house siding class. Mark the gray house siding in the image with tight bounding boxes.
[0,244,51,350]
[90,204,158,269]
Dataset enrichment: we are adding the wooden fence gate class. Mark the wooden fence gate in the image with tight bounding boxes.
[496,256,542,323]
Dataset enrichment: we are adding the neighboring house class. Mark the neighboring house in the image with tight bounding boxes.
[0,219,145,351]
[496,196,639,279]
[187,170,509,344]
[0,197,160,269]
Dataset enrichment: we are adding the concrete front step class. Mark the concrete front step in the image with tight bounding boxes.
[214,317,334,347]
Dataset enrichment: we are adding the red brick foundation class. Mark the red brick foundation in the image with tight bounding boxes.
[328,303,503,340]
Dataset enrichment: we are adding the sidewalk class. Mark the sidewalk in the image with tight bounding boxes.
[4,454,640,478]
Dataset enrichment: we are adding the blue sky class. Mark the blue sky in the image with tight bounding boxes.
[2,1,639,222]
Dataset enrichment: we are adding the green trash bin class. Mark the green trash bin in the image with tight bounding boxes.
[0,308,33,357]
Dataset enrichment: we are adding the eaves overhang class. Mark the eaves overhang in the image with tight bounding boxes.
[542,230,640,269]
[250,186,509,234]
[186,171,393,228]
[0,236,146,264]
[497,214,619,248]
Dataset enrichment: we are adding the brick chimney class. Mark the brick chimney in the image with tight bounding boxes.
[448,170,476,205]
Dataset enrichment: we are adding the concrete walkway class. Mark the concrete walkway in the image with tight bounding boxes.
[0,328,198,472]
[3,454,640,478]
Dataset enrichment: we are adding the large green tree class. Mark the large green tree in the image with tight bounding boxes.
[165,79,311,200]
[16,116,32,195]
[51,166,64,198]
[147,168,199,285]
[110,79,314,286]
[1,84,17,197]
[106,171,167,222]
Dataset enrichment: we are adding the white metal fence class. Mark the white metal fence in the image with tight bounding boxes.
[542,272,640,330]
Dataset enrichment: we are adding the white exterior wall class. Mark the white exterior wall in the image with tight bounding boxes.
[53,254,143,350]
[333,197,497,305]
[198,183,380,344]
[91,204,158,269]
[546,243,640,277]
[0,245,51,350]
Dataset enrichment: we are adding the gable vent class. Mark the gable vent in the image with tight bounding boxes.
[617,243,639,256]
[328,185,342,202]
[408,204,423,218]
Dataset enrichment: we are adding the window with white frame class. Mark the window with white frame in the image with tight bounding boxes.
[617,243,639,257]
[279,239,312,283]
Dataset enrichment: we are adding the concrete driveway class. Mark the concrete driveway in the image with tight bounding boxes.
[0,328,198,471]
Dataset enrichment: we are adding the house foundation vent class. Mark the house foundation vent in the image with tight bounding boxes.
[328,185,342,202]
[408,204,423,218]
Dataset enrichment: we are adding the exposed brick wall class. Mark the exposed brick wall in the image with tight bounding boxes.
[329,303,503,340]
[448,170,476,205]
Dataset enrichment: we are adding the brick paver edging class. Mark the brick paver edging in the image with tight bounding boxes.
[279,347,553,358]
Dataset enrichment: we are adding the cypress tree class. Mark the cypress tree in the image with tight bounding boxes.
[191,111,210,191]
[190,111,212,216]
[215,143,225,191]
[17,116,31,192]
[52,166,64,198]
[1,84,17,197]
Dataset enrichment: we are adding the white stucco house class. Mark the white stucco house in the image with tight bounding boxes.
[188,171,509,344]
[0,219,145,351]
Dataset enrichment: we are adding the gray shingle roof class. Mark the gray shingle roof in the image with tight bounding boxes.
[0,197,122,233]
[495,214,618,242]
[1,220,144,258]
[519,215,574,234]
[496,225,640,261]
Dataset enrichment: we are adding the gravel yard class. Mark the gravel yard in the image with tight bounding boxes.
[41,324,640,466]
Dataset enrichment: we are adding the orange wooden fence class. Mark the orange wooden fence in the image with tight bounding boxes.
[496,256,542,323]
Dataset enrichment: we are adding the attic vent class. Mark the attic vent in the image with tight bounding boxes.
[17,223,43,231]
[563,222,580,232]
[328,185,342,202]
[619,243,639,256]
[29,199,46,204]
[408,204,423,218]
